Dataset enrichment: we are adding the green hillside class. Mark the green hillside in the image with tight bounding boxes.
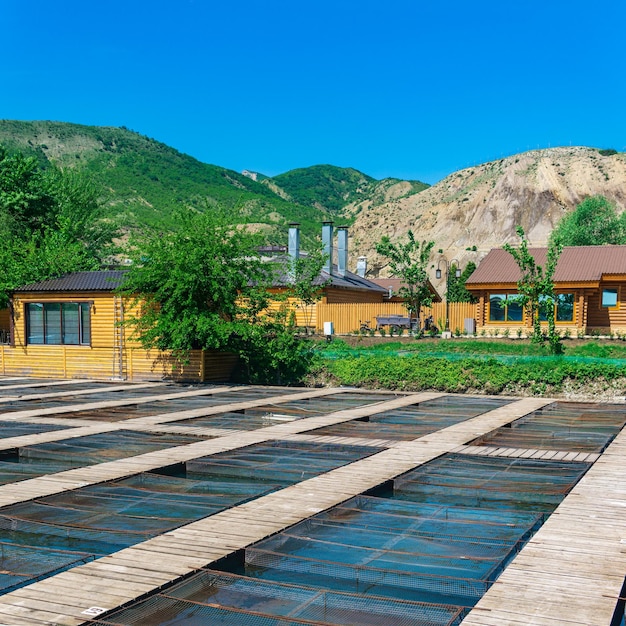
[0,120,429,243]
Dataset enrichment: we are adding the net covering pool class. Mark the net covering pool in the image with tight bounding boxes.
[93,453,589,625]
[48,386,305,422]
[0,439,376,595]
[308,395,512,441]
[0,430,204,485]
[470,401,626,453]
[172,392,399,431]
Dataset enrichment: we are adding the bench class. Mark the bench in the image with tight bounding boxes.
[375,315,413,330]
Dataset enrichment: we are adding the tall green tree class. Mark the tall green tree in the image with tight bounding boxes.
[287,249,329,333]
[504,226,562,353]
[550,195,626,246]
[0,145,117,308]
[376,232,435,321]
[448,261,477,303]
[120,208,314,384]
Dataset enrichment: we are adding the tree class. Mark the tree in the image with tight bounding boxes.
[120,208,314,384]
[0,145,117,308]
[287,249,328,333]
[550,195,626,247]
[448,261,477,303]
[504,226,562,353]
[376,232,435,321]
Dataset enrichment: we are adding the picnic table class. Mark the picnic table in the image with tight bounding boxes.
[375,315,414,330]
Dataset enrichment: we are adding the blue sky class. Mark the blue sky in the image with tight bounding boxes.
[1,0,625,184]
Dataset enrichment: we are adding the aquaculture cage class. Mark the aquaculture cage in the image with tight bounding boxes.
[0,382,188,414]
[92,570,465,626]
[0,439,377,595]
[89,446,590,626]
[186,439,381,484]
[0,380,115,399]
[470,400,626,454]
[53,386,305,422]
[0,429,205,486]
[394,453,591,513]
[171,392,400,431]
[308,395,513,441]
[0,421,71,439]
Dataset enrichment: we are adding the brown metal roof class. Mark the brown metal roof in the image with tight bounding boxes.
[369,277,442,301]
[466,245,626,287]
[14,271,128,293]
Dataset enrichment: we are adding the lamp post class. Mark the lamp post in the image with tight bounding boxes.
[435,258,461,333]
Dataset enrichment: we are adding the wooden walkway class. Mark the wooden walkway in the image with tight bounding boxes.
[0,395,551,624]
[453,443,601,464]
[0,380,623,625]
[461,425,626,626]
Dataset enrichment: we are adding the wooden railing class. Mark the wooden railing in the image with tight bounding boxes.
[316,301,478,334]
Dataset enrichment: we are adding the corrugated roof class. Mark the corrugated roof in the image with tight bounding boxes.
[270,255,388,293]
[466,245,626,286]
[14,271,128,293]
[368,277,442,301]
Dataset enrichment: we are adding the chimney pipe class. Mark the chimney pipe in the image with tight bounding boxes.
[356,256,367,278]
[322,221,333,276]
[337,226,348,277]
[288,223,300,282]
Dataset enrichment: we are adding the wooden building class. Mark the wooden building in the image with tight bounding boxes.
[466,245,626,334]
[0,271,236,382]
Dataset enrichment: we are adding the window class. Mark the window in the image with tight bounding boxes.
[539,293,575,322]
[26,303,91,345]
[489,294,523,322]
[556,293,575,322]
[601,288,618,308]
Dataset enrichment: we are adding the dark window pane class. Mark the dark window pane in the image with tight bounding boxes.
[506,300,523,322]
[27,303,44,344]
[62,303,79,345]
[556,294,574,322]
[489,294,505,321]
[80,303,91,345]
[44,303,62,345]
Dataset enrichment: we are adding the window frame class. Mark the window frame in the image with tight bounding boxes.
[26,301,92,346]
[488,293,524,323]
[600,287,619,310]
[488,292,576,324]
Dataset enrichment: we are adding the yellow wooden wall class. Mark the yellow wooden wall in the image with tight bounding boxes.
[316,302,477,334]
[2,293,238,382]
[586,283,626,331]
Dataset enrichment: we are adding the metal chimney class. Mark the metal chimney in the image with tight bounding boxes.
[322,221,334,276]
[356,256,367,278]
[337,226,348,278]
[287,222,300,283]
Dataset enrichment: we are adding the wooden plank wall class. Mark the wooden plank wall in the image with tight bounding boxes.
[316,301,477,334]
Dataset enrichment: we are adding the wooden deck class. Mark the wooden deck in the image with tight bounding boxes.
[0,380,623,625]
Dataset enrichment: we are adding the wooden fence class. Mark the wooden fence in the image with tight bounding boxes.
[316,301,478,335]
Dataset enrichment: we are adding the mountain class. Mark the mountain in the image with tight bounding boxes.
[0,121,429,245]
[1,121,624,281]
[349,147,626,277]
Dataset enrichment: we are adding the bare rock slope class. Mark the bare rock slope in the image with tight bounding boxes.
[349,147,626,275]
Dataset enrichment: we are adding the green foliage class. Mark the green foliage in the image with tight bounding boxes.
[314,340,626,395]
[271,165,375,214]
[0,145,116,308]
[376,233,435,319]
[0,121,428,246]
[550,195,626,247]
[504,226,562,353]
[598,148,618,156]
[120,208,314,385]
[287,248,329,330]
[447,261,477,303]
